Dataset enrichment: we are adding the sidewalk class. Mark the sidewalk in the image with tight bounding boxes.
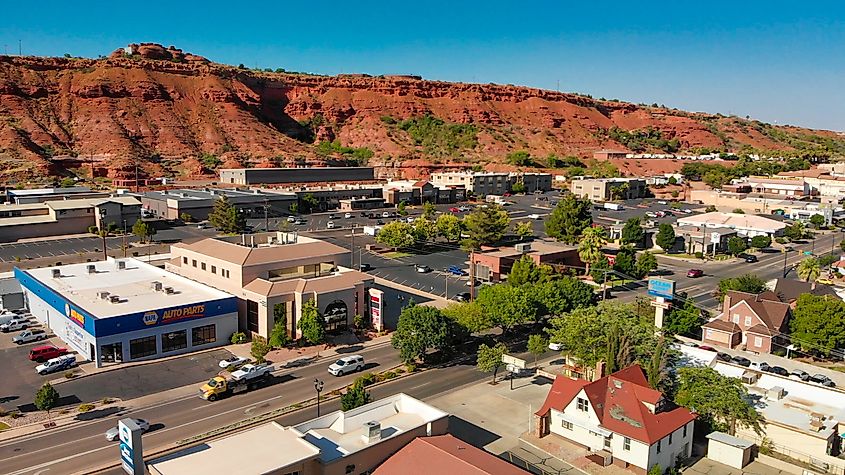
[372,276,449,309]
[227,332,393,366]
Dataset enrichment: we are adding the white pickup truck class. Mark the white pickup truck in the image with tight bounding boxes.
[230,363,273,382]
[13,329,47,345]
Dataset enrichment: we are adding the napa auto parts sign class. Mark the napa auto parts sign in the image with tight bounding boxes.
[143,304,206,326]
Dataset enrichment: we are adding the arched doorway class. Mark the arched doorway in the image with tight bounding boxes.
[324,300,348,333]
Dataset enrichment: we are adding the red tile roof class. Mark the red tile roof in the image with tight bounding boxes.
[537,365,696,445]
[373,435,528,475]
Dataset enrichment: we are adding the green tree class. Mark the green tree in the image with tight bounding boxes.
[790,294,845,356]
[705,204,717,212]
[179,212,194,223]
[341,378,371,411]
[506,150,533,167]
[655,223,676,251]
[578,226,607,276]
[613,245,639,278]
[397,201,407,216]
[727,237,747,256]
[376,221,416,250]
[435,213,463,242]
[475,284,538,332]
[35,382,60,420]
[644,335,671,391]
[289,202,299,214]
[590,254,611,284]
[442,301,491,334]
[514,221,534,240]
[300,193,318,213]
[268,305,290,348]
[534,277,596,316]
[462,204,509,248]
[527,334,548,367]
[810,213,826,229]
[783,222,806,241]
[476,342,507,384]
[732,208,745,214]
[507,255,554,286]
[421,201,436,220]
[621,217,645,246]
[797,257,821,282]
[297,299,325,345]
[717,274,768,297]
[131,219,155,243]
[750,235,771,249]
[412,217,437,242]
[545,194,592,244]
[664,299,705,337]
[636,251,658,277]
[208,195,246,234]
[647,464,663,475]
[840,239,845,253]
[250,336,270,363]
[675,367,762,435]
[667,176,678,185]
[511,181,527,194]
[391,303,457,364]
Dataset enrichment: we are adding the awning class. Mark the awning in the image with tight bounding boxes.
[557,412,613,437]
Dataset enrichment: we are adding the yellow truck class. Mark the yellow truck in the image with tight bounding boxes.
[199,372,269,401]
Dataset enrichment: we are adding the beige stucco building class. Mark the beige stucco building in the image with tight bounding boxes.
[166,233,373,340]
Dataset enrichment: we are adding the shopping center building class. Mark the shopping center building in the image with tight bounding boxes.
[15,258,237,367]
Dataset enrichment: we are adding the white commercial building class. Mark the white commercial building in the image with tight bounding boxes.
[676,211,786,238]
[15,258,237,367]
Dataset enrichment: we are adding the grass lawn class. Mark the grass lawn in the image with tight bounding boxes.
[382,251,414,259]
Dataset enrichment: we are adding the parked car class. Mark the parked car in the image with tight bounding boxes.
[810,374,833,385]
[382,212,390,218]
[344,213,352,219]
[458,206,470,212]
[359,263,372,271]
[527,214,541,220]
[790,369,811,381]
[687,269,704,278]
[742,254,758,263]
[769,366,789,377]
[548,342,564,351]
[716,352,732,362]
[293,219,304,225]
[465,279,480,287]
[730,356,751,367]
[817,278,834,285]
[105,418,150,441]
[29,345,68,363]
[406,217,415,223]
[683,342,699,348]
[449,207,460,213]
[36,354,76,375]
[751,361,770,372]
[13,329,46,345]
[196,223,208,229]
[219,355,250,369]
[0,318,29,332]
[454,292,471,302]
[376,219,385,225]
[328,214,337,219]
[698,345,716,352]
[328,355,365,376]
[415,264,432,273]
[327,221,335,229]
[447,265,468,276]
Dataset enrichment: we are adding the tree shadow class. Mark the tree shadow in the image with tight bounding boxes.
[283,356,317,368]
[335,345,364,354]
[75,406,126,421]
[18,394,82,413]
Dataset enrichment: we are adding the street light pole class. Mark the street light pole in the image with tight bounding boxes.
[783,248,789,278]
[122,220,127,258]
[314,379,324,417]
[350,225,355,269]
[263,199,269,232]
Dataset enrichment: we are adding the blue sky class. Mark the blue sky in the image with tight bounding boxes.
[3,1,844,130]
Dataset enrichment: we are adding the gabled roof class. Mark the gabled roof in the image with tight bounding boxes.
[771,279,838,303]
[702,319,741,333]
[537,365,696,445]
[726,291,790,331]
[745,324,775,336]
[373,435,528,475]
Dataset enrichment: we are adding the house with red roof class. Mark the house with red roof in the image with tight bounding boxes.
[373,434,529,475]
[535,365,696,475]
[701,290,791,354]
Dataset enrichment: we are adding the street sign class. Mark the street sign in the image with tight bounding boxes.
[118,418,144,475]
[502,354,526,369]
[647,278,675,301]
[650,299,671,310]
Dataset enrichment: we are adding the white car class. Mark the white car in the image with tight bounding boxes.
[527,214,541,220]
[548,342,564,351]
[219,355,249,369]
[286,216,296,223]
[344,213,352,219]
[35,354,76,375]
[0,318,29,333]
[231,363,273,381]
[327,221,336,229]
[406,217,415,223]
[328,355,365,376]
[105,418,150,441]
[458,206,470,212]
[382,212,390,218]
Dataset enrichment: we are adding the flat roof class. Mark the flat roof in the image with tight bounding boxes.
[143,188,296,203]
[23,258,231,319]
[481,240,575,259]
[8,186,91,196]
[45,196,140,210]
[172,233,348,267]
[677,212,786,232]
[0,202,55,212]
[706,431,754,449]
[0,215,57,227]
[221,166,373,172]
[147,422,320,475]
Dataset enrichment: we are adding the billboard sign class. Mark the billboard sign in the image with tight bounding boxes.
[647,278,675,301]
[369,289,384,332]
[118,418,144,475]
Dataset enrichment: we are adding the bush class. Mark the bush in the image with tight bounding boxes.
[10,412,24,419]
[359,372,377,386]
[78,403,96,413]
[101,398,114,405]
[695,252,704,259]
[405,363,417,373]
[87,225,98,234]
[64,371,76,379]
[774,237,787,244]
[179,212,193,223]
[383,371,398,379]
[230,332,247,344]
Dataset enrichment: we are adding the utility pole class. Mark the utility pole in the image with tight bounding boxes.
[350,225,355,269]
[263,198,269,232]
[122,220,127,258]
[134,161,140,193]
[469,249,476,301]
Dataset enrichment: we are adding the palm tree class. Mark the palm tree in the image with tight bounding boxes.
[578,227,607,276]
[797,257,821,282]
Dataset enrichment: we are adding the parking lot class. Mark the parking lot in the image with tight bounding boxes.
[0,316,66,410]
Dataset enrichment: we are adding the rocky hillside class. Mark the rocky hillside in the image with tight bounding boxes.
[1,44,843,184]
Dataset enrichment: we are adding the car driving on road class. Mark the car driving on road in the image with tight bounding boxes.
[687,269,704,278]
[328,355,365,376]
[219,355,249,369]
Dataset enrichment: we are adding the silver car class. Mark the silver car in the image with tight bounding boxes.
[105,418,150,441]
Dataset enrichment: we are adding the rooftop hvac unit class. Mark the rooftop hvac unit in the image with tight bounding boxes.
[51,269,61,278]
[164,287,175,295]
[109,295,120,303]
[767,386,785,401]
[117,260,126,270]
[151,281,163,292]
[86,264,96,274]
[514,243,532,254]
[98,291,110,300]
[363,421,381,444]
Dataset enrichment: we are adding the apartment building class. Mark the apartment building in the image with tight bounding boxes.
[569,178,648,202]
[430,171,511,196]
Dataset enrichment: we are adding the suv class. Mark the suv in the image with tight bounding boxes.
[810,374,834,386]
[328,355,365,376]
[790,369,810,381]
[29,345,69,363]
[447,265,468,276]
[454,292,471,302]
[687,269,704,278]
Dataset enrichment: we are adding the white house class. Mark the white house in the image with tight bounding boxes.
[676,211,786,238]
[535,365,696,475]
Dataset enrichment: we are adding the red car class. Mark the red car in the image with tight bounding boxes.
[29,345,69,363]
[698,345,717,352]
[449,207,460,213]
[687,269,704,278]
[503,192,512,197]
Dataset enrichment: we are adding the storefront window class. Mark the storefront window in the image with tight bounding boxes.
[162,330,188,353]
[100,342,123,363]
[192,324,216,346]
[129,335,157,359]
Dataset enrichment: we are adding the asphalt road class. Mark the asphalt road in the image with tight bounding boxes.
[0,340,542,475]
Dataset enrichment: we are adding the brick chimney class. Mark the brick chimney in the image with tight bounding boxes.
[722,292,733,317]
